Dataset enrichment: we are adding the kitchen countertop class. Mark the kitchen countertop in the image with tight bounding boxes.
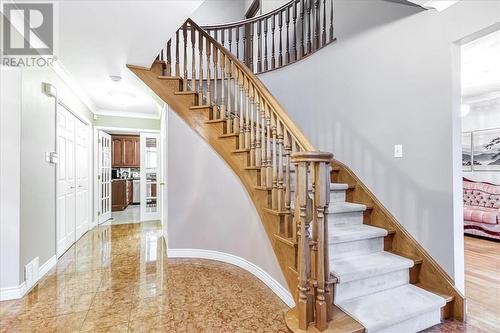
[112,178,140,182]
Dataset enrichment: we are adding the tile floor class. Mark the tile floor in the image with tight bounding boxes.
[110,205,141,225]
[0,222,288,332]
[0,222,497,332]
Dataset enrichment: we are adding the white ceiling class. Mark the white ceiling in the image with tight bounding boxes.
[56,0,204,119]
[462,29,500,102]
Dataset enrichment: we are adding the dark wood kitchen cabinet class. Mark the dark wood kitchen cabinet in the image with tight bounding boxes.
[112,179,133,211]
[111,135,140,167]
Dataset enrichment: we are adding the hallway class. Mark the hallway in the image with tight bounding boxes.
[0,222,287,332]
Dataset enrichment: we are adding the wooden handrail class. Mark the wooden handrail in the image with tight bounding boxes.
[200,0,335,74]
[155,19,334,330]
[188,19,315,152]
[201,0,300,29]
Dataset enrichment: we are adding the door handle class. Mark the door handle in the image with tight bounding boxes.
[70,186,75,189]
[78,185,83,188]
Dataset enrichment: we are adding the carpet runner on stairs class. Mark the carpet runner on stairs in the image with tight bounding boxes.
[325,182,446,333]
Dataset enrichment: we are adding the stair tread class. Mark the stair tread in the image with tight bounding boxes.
[329,224,388,244]
[331,251,414,282]
[337,284,446,333]
[330,202,367,214]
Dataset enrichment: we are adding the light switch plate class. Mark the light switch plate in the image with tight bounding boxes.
[45,152,51,162]
[394,144,403,158]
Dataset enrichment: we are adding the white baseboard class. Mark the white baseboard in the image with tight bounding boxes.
[0,282,27,301]
[167,248,295,308]
[39,255,57,278]
[0,255,57,301]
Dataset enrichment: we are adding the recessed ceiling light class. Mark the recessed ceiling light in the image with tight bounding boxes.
[110,75,122,82]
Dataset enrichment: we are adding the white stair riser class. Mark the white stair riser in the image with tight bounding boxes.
[329,236,384,260]
[373,309,442,333]
[330,190,346,203]
[329,211,363,226]
[334,269,409,303]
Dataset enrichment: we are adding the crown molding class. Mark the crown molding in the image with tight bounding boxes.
[94,109,161,120]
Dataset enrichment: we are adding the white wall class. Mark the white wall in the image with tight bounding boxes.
[0,66,22,289]
[166,108,288,292]
[462,98,500,184]
[258,0,500,291]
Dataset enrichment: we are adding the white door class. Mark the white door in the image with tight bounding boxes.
[140,132,161,221]
[98,131,112,223]
[56,105,76,257]
[75,119,89,240]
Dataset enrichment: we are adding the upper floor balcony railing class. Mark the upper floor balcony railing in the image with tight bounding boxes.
[201,0,335,74]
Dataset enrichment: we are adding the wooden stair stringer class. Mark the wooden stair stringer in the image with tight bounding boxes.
[127,64,299,297]
[331,158,465,321]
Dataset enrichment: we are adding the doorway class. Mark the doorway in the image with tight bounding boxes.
[56,102,91,257]
[459,28,500,331]
[95,128,162,225]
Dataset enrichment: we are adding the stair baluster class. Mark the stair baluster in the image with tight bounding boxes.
[271,15,276,69]
[260,100,267,187]
[206,39,212,105]
[212,44,219,119]
[285,6,290,64]
[191,24,196,92]
[198,31,203,97]
[233,67,240,134]
[182,23,188,91]
[278,11,283,67]
[166,40,172,76]
[144,20,337,331]
[238,71,245,149]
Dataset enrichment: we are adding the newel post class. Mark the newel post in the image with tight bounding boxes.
[291,151,333,331]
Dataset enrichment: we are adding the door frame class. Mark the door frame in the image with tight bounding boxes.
[55,100,92,257]
[93,126,159,224]
[140,132,161,222]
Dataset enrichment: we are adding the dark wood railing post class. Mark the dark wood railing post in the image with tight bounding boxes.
[198,0,335,73]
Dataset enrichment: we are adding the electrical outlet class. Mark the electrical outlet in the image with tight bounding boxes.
[394,144,403,158]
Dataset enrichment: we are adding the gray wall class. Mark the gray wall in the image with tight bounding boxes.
[258,0,500,289]
[166,108,288,290]
[191,0,246,24]
[1,66,22,287]
[19,66,93,276]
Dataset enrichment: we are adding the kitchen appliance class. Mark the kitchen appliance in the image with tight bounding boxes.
[112,169,119,179]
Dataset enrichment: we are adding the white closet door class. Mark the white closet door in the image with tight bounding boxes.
[75,119,89,240]
[56,105,76,257]
[98,131,112,223]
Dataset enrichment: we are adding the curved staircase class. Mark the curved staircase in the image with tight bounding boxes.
[128,18,464,333]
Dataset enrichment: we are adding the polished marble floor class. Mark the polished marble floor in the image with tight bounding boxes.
[111,205,141,225]
[1,223,498,332]
[0,222,288,332]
